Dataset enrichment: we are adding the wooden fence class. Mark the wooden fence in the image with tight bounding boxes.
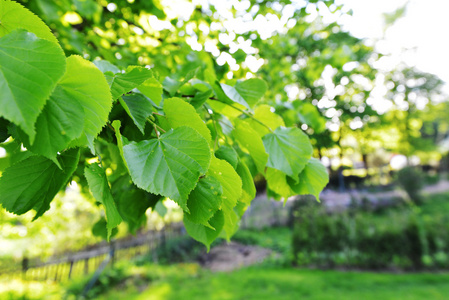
[0,223,184,283]
[0,195,295,283]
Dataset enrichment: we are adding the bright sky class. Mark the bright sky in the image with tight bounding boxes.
[338,0,449,93]
[157,0,449,92]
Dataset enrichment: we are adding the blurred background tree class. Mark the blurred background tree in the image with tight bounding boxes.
[2,0,447,257]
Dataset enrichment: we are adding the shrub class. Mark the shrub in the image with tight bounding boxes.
[397,166,424,204]
[291,197,449,270]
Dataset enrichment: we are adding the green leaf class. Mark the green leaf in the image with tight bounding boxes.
[288,158,329,201]
[236,160,256,205]
[25,58,96,164]
[73,0,102,19]
[111,175,161,233]
[119,94,153,134]
[183,210,224,251]
[137,77,163,106]
[233,121,268,174]
[190,89,213,109]
[207,156,242,240]
[234,79,268,108]
[295,102,326,134]
[92,218,118,240]
[262,127,313,182]
[0,29,66,143]
[220,78,267,109]
[35,0,70,22]
[0,117,10,143]
[208,100,246,120]
[185,176,223,228]
[154,200,167,217]
[0,148,80,219]
[163,67,198,96]
[93,59,120,74]
[110,66,153,100]
[121,126,211,211]
[0,0,59,43]
[85,164,122,240]
[265,167,295,199]
[0,140,33,172]
[215,146,239,170]
[111,120,129,172]
[221,83,250,109]
[247,104,285,137]
[163,97,212,145]
[66,55,113,148]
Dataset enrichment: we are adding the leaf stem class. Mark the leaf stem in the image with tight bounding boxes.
[106,122,116,133]
[153,124,160,139]
[152,112,165,117]
[225,103,274,133]
[147,118,166,138]
[204,105,219,151]
[183,94,274,133]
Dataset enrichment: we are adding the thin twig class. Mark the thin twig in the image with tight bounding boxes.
[225,103,274,133]
[184,94,273,132]
[107,122,116,133]
[152,112,165,117]
[155,124,166,133]
[205,105,219,151]
[147,117,166,136]
[153,124,160,139]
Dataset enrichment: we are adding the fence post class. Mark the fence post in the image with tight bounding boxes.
[110,241,116,267]
[84,258,89,275]
[161,229,167,251]
[54,263,59,281]
[68,260,74,279]
[22,256,29,280]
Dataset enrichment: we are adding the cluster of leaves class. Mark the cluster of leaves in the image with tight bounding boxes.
[0,0,328,249]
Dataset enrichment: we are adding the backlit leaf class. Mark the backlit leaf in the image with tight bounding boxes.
[119,93,153,134]
[0,0,58,43]
[183,210,224,251]
[262,127,313,182]
[0,30,66,143]
[163,97,212,145]
[233,121,268,174]
[121,126,210,210]
[137,77,163,106]
[185,176,223,227]
[66,55,113,148]
[247,105,285,137]
[236,160,256,204]
[85,164,122,240]
[215,146,239,170]
[288,158,329,201]
[25,59,94,164]
[0,149,80,219]
[234,78,268,108]
[110,66,153,100]
[265,167,295,199]
[207,156,242,240]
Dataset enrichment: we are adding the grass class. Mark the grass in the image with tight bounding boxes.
[232,226,292,256]
[97,265,449,300]
[4,193,449,299]
[418,193,449,216]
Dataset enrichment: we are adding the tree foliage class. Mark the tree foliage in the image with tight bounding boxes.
[0,0,331,248]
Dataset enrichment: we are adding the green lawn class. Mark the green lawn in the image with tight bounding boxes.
[99,265,449,300]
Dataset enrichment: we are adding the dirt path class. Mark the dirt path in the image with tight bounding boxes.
[200,242,272,272]
[198,181,449,272]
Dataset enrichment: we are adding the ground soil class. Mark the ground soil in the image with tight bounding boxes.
[199,242,272,272]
